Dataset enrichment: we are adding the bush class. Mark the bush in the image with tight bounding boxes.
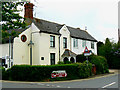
[1,67,11,80]
[76,61,92,78]
[8,63,93,81]
[57,61,64,64]
[76,54,86,63]
[57,61,72,64]
[89,55,109,74]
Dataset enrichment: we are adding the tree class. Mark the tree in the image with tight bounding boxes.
[97,38,120,69]
[110,42,120,68]
[104,38,112,68]
[97,41,104,55]
[1,2,27,43]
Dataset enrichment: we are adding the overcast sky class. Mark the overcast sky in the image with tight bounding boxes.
[20,0,118,43]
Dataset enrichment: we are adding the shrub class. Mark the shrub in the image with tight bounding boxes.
[76,61,92,78]
[1,67,10,80]
[57,61,64,64]
[57,61,72,64]
[76,54,86,63]
[89,55,109,74]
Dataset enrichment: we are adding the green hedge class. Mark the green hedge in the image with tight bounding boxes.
[89,55,109,74]
[1,67,11,80]
[3,63,92,81]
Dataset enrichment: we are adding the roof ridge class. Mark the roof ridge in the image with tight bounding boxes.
[66,25,86,32]
[34,17,86,32]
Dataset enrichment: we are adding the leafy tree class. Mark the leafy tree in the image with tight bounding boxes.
[110,42,120,68]
[97,38,120,69]
[1,2,27,43]
[97,41,104,55]
[104,38,112,67]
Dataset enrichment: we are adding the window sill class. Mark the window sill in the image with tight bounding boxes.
[50,47,56,49]
[73,47,78,49]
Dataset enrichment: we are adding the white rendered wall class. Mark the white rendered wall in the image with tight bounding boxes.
[0,44,9,58]
[13,27,31,65]
[71,38,97,55]
[59,25,71,61]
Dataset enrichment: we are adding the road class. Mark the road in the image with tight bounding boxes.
[1,73,119,88]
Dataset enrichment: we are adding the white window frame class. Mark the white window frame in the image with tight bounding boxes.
[91,41,94,49]
[82,40,86,47]
[73,38,78,48]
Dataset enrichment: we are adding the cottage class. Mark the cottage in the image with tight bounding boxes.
[1,3,97,67]
[13,3,97,65]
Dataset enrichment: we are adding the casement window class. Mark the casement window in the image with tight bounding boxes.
[50,53,55,65]
[50,35,55,47]
[63,37,67,48]
[82,40,86,47]
[91,41,94,49]
[73,38,78,48]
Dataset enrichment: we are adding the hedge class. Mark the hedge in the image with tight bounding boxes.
[3,63,92,81]
[1,67,11,80]
[89,55,109,74]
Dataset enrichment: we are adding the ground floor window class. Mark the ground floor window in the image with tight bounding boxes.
[50,53,55,65]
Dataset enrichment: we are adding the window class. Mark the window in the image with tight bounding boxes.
[63,37,67,48]
[50,35,55,47]
[73,38,78,47]
[82,40,86,47]
[50,53,55,65]
[41,57,44,60]
[91,42,94,49]
[21,35,27,42]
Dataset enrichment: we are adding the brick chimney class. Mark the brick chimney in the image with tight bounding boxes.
[24,3,34,19]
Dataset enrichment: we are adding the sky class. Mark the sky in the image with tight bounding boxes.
[20,0,118,43]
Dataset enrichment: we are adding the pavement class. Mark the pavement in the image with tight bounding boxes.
[109,69,119,74]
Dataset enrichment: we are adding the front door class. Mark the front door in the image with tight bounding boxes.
[50,53,55,65]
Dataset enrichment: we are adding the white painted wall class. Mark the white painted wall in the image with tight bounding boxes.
[32,23,60,65]
[38,33,59,65]
[0,43,9,58]
[13,26,31,65]
[59,25,71,61]
[71,38,97,55]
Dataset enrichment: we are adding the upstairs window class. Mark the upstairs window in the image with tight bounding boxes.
[50,35,55,47]
[91,41,94,49]
[63,37,67,48]
[82,40,86,47]
[73,38,78,48]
